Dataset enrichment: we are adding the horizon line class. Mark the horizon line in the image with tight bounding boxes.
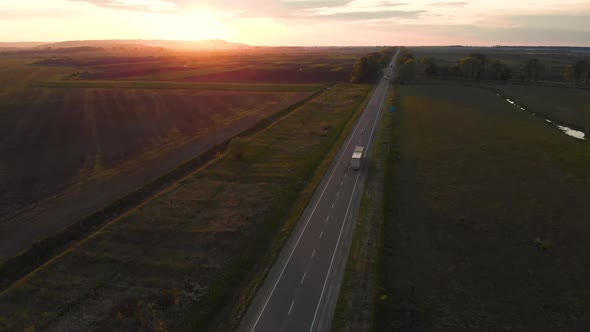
[2,39,590,49]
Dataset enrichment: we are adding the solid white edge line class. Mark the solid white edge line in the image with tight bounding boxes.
[248,93,365,331]
[308,54,396,332]
[308,162,362,332]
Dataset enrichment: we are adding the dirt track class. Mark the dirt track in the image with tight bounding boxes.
[0,91,310,259]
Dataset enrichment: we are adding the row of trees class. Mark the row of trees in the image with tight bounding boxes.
[417,55,552,82]
[418,54,589,85]
[353,48,588,86]
[350,47,396,83]
[426,53,516,81]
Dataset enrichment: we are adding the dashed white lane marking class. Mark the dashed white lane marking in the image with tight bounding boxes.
[319,231,323,239]
[288,301,295,315]
[250,53,398,332]
[325,216,330,223]
[300,272,307,285]
[340,180,343,187]
[311,249,316,258]
[309,54,397,332]
[331,202,334,209]
[336,191,340,197]
[249,100,363,331]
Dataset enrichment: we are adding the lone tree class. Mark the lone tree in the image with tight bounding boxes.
[488,60,513,80]
[454,53,487,80]
[469,53,487,79]
[420,57,438,77]
[524,59,545,82]
[399,59,417,84]
[351,56,379,83]
[565,60,589,84]
[458,56,478,79]
[564,65,576,84]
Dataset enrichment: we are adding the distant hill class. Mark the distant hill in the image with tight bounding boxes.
[34,39,251,51]
[0,42,51,49]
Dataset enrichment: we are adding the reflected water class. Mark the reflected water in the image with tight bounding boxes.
[499,94,586,141]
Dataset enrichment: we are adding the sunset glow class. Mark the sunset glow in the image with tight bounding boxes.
[142,8,231,41]
[0,0,589,45]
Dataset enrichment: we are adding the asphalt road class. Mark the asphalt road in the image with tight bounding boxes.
[238,49,400,332]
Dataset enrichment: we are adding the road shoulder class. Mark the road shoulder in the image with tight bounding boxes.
[332,86,396,332]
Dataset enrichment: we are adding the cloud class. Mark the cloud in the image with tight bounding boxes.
[68,0,354,15]
[348,0,407,7]
[507,14,590,30]
[281,0,355,10]
[50,0,590,46]
[66,0,414,20]
[0,8,84,19]
[362,18,590,46]
[430,1,470,7]
[67,0,178,12]
[306,9,425,20]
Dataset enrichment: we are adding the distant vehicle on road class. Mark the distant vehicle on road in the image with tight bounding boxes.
[351,146,364,170]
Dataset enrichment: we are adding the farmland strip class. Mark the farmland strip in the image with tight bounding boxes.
[0,87,327,292]
[32,80,324,92]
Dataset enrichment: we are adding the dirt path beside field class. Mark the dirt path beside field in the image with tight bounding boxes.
[0,93,308,260]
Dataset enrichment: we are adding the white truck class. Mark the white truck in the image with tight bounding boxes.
[351,146,364,170]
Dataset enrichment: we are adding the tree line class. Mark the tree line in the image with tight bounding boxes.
[406,53,589,85]
[350,47,396,83]
[351,48,589,86]
[425,53,516,81]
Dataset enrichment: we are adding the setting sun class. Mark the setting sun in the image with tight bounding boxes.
[141,8,231,41]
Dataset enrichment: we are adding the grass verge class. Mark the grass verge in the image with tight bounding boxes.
[332,86,396,332]
[215,84,377,332]
[374,85,402,331]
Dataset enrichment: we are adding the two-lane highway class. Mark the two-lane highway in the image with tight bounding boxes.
[239,49,400,332]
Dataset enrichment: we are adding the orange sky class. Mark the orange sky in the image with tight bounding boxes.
[1,0,589,46]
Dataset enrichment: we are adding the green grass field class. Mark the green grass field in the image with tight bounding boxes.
[0,84,371,331]
[375,84,590,331]
[0,58,68,96]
